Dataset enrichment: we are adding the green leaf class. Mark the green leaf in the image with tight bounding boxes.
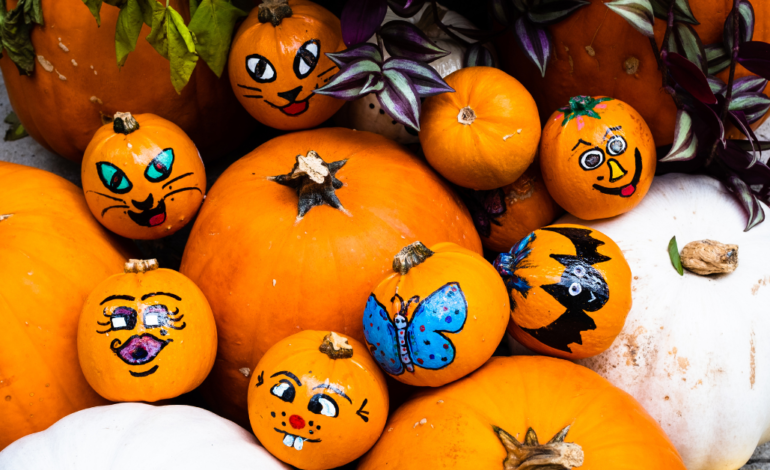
[146,1,171,59]
[82,0,104,26]
[2,1,36,75]
[605,0,655,38]
[115,0,146,66]
[22,0,43,26]
[668,236,684,276]
[190,0,200,18]
[4,111,28,141]
[188,0,246,77]
[147,3,200,92]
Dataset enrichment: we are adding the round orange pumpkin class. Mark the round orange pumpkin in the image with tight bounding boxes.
[0,162,132,449]
[540,96,656,220]
[363,242,509,387]
[359,356,686,470]
[180,128,481,425]
[77,259,217,402]
[420,66,541,190]
[228,0,345,130]
[493,224,631,360]
[248,331,388,470]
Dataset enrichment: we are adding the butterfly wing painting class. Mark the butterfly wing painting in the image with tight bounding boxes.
[363,294,404,375]
[406,282,468,370]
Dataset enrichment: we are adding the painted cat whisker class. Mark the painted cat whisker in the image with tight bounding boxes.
[243,95,264,99]
[164,187,203,199]
[317,66,337,78]
[237,84,262,92]
[162,172,194,189]
[102,204,129,217]
[87,190,126,203]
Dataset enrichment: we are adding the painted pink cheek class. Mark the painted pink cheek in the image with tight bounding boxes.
[621,185,636,197]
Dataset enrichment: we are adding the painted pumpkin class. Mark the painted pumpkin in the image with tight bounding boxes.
[363,242,509,386]
[494,224,632,359]
[0,162,131,449]
[420,66,541,190]
[540,96,656,220]
[248,331,388,470]
[77,259,217,402]
[359,356,686,470]
[180,128,480,425]
[81,112,206,240]
[228,0,345,130]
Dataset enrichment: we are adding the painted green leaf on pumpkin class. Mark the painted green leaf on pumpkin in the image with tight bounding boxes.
[146,3,199,93]
[668,236,683,276]
[188,0,247,77]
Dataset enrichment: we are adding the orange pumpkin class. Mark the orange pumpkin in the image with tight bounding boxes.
[363,242,509,387]
[493,224,631,360]
[0,162,132,449]
[359,356,686,470]
[540,96,656,220]
[420,66,541,190]
[180,128,481,425]
[248,331,388,470]
[77,259,217,402]
[228,0,345,130]
[81,112,206,240]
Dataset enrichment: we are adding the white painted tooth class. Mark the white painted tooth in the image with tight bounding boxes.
[293,437,304,451]
[283,434,294,447]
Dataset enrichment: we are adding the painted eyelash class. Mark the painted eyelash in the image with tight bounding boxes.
[145,306,187,330]
[96,307,135,334]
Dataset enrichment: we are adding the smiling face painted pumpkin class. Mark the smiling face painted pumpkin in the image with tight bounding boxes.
[77,259,217,402]
[81,113,206,240]
[248,331,388,470]
[228,0,345,130]
[540,96,656,220]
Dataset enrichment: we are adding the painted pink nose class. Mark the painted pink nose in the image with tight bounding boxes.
[289,414,305,430]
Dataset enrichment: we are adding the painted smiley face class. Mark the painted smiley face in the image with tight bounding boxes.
[572,127,643,198]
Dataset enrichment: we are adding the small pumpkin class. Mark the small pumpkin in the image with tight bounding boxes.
[248,331,388,470]
[420,66,541,190]
[81,112,206,240]
[363,242,509,386]
[494,224,632,360]
[228,0,345,130]
[540,96,656,220]
[77,259,217,402]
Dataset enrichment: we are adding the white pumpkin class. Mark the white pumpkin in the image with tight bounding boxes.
[0,403,290,470]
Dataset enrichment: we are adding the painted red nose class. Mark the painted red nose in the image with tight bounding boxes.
[289,414,305,430]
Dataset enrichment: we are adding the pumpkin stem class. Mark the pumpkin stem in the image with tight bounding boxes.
[113,112,140,135]
[124,259,159,273]
[458,106,476,125]
[0,214,12,222]
[269,151,348,220]
[319,332,354,359]
[680,239,738,275]
[393,242,434,275]
[493,425,584,470]
[258,0,293,26]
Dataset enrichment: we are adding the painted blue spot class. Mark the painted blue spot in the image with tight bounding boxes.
[429,354,435,360]
[445,316,452,323]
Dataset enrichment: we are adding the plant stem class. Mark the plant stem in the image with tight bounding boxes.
[654,0,683,108]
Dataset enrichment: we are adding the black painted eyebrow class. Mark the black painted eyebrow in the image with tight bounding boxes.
[100,294,135,305]
[572,139,592,151]
[141,292,182,301]
[313,383,352,404]
[603,126,623,141]
[271,371,302,386]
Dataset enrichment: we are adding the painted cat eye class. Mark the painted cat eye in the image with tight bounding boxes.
[294,40,320,79]
[145,149,175,183]
[308,393,338,418]
[96,162,133,194]
[246,54,277,83]
[271,380,296,403]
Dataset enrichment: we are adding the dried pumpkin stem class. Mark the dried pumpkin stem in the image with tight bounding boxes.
[458,106,476,125]
[0,214,13,222]
[113,112,140,135]
[319,332,354,359]
[494,425,584,470]
[269,151,348,220]
[680,239,738,275]
[124,259,159,273]
[258,0,293,26]
[393,242,434,275]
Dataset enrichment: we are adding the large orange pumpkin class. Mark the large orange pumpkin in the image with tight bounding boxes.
[0,0,256,162]
[180,128,481,424]
[0,162,132,449]
[359,356,686,470]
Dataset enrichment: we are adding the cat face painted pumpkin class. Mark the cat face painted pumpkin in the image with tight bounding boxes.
[228,0,345,130]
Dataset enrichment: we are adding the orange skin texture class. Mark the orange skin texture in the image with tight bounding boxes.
[420,66,541,190]
[180,128,481,425]
[0,0,256,163]
[359,356,686,470]
[77,268,216,402]
[81,113,206,240]
[540,97,656,220]
[229,0,345,130]
[482,163,564,253]
[0,162,133,449]
[248,331,388,470]
[366,242,509,387]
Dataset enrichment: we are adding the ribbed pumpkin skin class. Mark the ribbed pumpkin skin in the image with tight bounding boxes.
[0,162,132,449]
[0,0,255,162]
[359,356,686,470]
[180,128,481,424]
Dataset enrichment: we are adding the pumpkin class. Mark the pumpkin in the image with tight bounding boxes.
[179,128,481,425]
[0,162,132,449]
[420,66,541,190]
[0,0,255,163]
[81,112,206,240]
[540,96,656,220]
[249,331,388,469]
[363,241,509,386]
[228,0,345,131]
[77,259,216,402]
[0,403,291,470]
[494,224,632,360]
[359,356,686,470]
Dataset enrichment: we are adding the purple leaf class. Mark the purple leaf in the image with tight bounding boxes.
[732,75,768,94]
[650,0,698,24]
[491,0,514,26]
[723,171,765,231]
[666,22,708,72]
[382,58,454,97]
[315,59,383,100]
[605,0,655,38]
[387,0,426,18]
[446,25,499,41]
[729,139,770,152]
[340,0,388,47]
[326,44,383,68]
[360,74,385,94]
[663,51,718,104]
[484,189,507,217]
[707,75,727,95]
[513,17,552,77]
[729,92,770,124]
[727,109,760,166]
[724,0,754,52]
[738,41,770,80]
[721,141,770,179]
[379,20,450,62]
[464,43,495,68]
[528,0,590,26]
[705,43,730,75]
[660,109,699,162]
[378,68,422,131]
[689,98,725,146]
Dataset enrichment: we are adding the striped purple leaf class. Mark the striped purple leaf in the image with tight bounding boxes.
[326,44,383,68]
[727,110,760,166]
[379,20,450,63]
[738,41,770,80]
[660,109,699,162]
[666,23,708,72]
[663,51,718,104]
[707,75,727,95]
[463,43,495,68]
[382,58,454,97]
[528,0,590,26]
[315,59,383,101]
[387,0,426,18]
[724,0,754,52]
[340,0,388,47]
[378,69,422,130]
[722,171,765,231]
[605,0,654,38]
[732,75,768,94]
[729,92,770,124]
[650,0,698,24]
[705,43,730,75]
[513,17,552,77]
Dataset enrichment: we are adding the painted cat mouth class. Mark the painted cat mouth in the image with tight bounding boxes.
[127,198,166,227]
[592,148,643,198]
[274,428,321,451]
[110,334,171,366]
[265,94,314,116]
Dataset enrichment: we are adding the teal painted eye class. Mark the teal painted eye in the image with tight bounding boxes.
[145,148,175,182]
[96,162,133,194]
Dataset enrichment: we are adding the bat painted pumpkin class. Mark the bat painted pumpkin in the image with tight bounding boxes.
[363,242,509,386]
[228,0,345,130]
[77,259,217,402]
[539,96,656,220]
[248,331,388,470]
[81,112,206,240]
[493,224,632,359]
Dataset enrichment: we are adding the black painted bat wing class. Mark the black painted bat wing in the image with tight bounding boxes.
[520,307,598,353]
[542,226,611,265]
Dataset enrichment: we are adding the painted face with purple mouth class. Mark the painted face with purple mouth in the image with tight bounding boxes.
[110,334,171,377]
